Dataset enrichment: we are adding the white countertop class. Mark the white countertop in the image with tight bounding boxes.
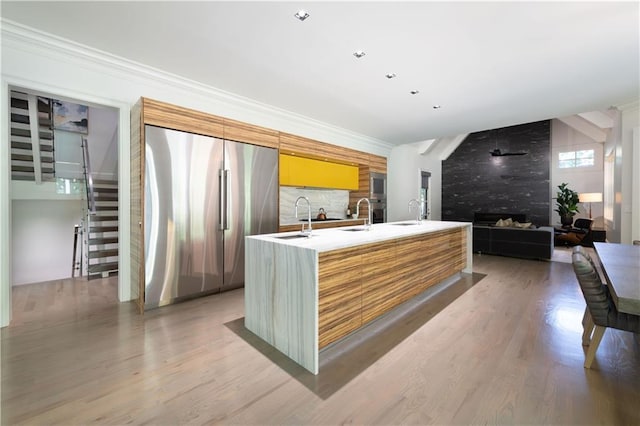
[249,220,472,252]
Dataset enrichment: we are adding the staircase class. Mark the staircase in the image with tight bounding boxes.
[9,89,119,280]
[10,91,55,182]
[87,179,119,280]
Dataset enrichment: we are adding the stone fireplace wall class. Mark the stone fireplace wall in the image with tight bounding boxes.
[442,120,551,226]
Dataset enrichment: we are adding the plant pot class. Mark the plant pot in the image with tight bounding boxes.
[560,215,574,227]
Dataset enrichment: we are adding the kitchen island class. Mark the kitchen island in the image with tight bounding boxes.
[245,221,472,374]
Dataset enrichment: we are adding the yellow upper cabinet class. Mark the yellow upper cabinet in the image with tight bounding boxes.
[280,154,359,190]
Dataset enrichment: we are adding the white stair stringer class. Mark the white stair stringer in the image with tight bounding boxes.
[10,91,55,182]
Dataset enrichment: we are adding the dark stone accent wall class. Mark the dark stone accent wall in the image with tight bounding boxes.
[442,120,550,226]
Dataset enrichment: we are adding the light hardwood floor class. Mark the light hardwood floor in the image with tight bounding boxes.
[2,254,639,425]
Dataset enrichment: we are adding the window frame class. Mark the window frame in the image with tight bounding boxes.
[558,149,595,169]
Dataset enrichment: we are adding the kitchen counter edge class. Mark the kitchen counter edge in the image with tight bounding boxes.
[249,220,472,252]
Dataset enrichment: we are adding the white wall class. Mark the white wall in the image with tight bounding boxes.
[87,106,119,180]
[0,20,392,326]
[550,119,605,227]
[388,143,442,222]
[633,127,640,243]
[54,105,119,181]
[602,103,639,243]
[12,200,84,285]
[620,103,639,244]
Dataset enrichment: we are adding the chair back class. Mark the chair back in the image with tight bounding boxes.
[573,218,593,230]
[573,245,593,262]
[572,249,610,326]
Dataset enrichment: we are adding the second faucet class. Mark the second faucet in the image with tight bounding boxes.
[356,198,372,230]
[408,198,421,224]
[295,196,312,236]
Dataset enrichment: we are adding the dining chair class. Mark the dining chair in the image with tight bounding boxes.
[571,247,640,368]
[572,245,600,330]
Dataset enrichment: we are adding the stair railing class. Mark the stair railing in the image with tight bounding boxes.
[81,136,96,213]
[71,222,84,277]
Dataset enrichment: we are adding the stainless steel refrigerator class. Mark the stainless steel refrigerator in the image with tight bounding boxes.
[144,125,278,309]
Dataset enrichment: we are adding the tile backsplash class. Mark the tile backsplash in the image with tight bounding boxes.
[280,187,349,225]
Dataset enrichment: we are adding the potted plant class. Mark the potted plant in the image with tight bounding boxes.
[555,182,580,227]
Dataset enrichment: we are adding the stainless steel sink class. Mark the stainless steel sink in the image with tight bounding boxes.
[391,222,419,226]
[273,234,312,240]
[341,228,368,232]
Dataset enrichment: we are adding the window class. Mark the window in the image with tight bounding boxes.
[559,149,595,168]
[604,152,614,224]
[56,177,84,195]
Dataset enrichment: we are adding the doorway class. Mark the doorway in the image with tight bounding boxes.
[421,171,431,220]
[7,86,120,326]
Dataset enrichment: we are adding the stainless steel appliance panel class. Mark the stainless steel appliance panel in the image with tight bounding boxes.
[370,172,387,202]
[144,125,224,308]
[370,172,387,223]
[223,141,278,288]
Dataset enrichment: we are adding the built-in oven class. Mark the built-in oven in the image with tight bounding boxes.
[370,200,386,224]
[370,172,387,201]
[370,172,387,223]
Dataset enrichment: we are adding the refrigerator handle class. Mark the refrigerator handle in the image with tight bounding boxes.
[224,169,231,230]
[219,169,225,230]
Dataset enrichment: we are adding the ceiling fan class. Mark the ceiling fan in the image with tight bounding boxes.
[489,129,528,157]
[490,148,527,157]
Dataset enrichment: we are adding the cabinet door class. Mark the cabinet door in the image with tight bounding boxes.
[394,235,430,302]
[361,241,398,324]
[144,125,225,309]
[398,229,466,295]
[318,247,362,348]
[280,154,358,190]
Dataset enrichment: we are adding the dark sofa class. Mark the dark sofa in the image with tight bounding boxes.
[472,212,553,260]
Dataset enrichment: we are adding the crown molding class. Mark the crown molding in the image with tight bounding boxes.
[615,98,640,112]
[1,19,393,155]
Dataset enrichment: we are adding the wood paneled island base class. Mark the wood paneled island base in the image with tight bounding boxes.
[245,221,472,374]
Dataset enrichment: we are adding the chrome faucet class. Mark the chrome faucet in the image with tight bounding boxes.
[356,198,372,230]
[408,198,421,224]
[295,196,312,236]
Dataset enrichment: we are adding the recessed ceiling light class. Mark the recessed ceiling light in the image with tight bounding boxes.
[410,90,420,95]
[385,73,397,79]
[353,50,366,58]
[432,105,441,109]
[294,10,309,21]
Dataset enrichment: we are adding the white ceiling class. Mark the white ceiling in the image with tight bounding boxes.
[2,1,638,145]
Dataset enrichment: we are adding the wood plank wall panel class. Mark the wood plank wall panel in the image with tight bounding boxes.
[130,99,144,313]
[279,133,369,165]
[141,98,224,138]
[369,154,387,173]
[350,166,370,219]
[223,118,279,148]
[318,247,362,348]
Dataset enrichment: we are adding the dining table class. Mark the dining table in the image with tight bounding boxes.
[593,242,640,315]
